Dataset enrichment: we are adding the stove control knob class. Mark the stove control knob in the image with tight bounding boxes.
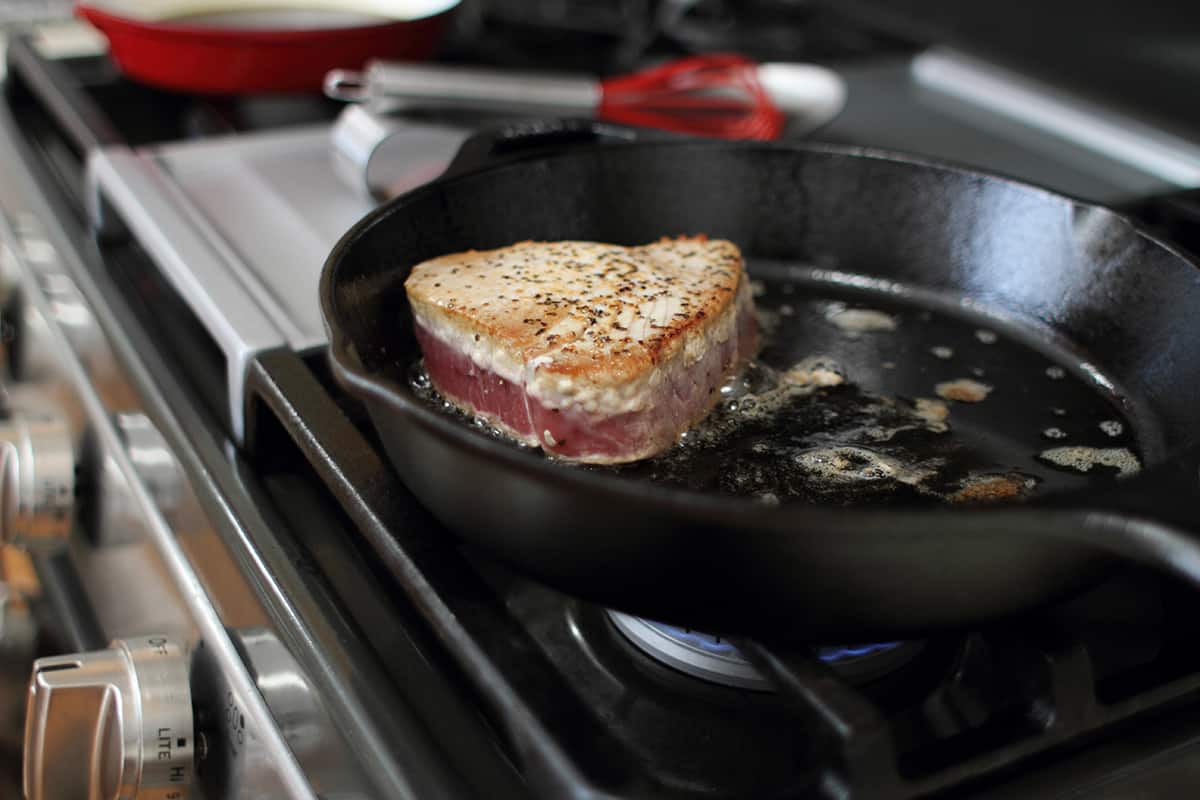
[0,403,74,552]
[24,635,194,800]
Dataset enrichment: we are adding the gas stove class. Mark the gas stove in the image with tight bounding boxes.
[4,7,1200,799]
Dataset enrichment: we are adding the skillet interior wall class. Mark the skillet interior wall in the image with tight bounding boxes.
[333,143,1200,457]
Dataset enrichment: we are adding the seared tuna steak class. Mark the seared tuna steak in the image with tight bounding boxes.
[404,237,757,463]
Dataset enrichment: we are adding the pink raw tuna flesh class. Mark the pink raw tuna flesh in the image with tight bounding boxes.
[415,303,756,461]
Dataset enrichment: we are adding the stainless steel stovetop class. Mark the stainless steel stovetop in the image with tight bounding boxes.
[4,9,1200,799]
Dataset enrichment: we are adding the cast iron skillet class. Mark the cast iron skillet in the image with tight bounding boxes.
[321,119,1200,642]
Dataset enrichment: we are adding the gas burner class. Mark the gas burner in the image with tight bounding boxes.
[607,610,923,691]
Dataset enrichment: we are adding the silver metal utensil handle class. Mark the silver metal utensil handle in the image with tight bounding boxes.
[329,105,470,200]
[326,61,601,116]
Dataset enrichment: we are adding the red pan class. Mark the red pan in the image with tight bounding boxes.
[77,0,459,94]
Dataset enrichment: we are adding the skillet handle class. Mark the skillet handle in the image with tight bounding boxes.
[1052,445,1200,580]
[439,117,678,180]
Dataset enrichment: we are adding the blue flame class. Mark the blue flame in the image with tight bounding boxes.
[646,621,902,663]
[815,642,903,662]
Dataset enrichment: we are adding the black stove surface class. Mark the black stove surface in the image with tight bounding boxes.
[8,13,1200,799]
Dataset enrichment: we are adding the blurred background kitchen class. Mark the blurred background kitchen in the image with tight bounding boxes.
[2,1,1200,798]
[7,1,1200,203]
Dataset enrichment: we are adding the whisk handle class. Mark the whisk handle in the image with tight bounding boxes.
[325,61,600,115]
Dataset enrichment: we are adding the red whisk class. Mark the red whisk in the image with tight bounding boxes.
[596,54,783,140]
[326,54,846,141]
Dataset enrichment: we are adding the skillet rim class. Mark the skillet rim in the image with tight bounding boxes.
[318,136,1200,528]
